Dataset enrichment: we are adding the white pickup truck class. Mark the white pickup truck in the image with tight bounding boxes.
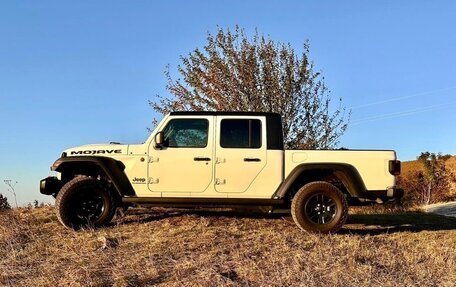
[40,112,403,233]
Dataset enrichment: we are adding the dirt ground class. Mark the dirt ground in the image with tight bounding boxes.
[423,201,456,218]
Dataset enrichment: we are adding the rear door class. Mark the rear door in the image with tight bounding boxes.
[214,116,267,193]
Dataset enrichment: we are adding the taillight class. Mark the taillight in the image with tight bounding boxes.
[389,160,401,175]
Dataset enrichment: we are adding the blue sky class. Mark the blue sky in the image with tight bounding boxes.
[1,1,455,205]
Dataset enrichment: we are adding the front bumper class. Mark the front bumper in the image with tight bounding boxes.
[40,176,62,196]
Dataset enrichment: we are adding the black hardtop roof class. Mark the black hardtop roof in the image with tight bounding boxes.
[169,111,281,117]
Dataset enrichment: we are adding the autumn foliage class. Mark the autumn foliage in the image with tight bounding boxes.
[398,152,455,206]
[151,27,350,149]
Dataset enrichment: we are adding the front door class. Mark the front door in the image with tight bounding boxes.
[214,116,267,193]
[148,116,214,194]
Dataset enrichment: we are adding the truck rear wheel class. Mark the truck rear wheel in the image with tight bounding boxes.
[55,176,116,230]
[291,181,348,234]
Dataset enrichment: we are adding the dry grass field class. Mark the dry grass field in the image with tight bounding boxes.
[1,206,455,287]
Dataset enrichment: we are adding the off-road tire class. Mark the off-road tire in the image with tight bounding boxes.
[55,176,116,230]
[291,181,348,234]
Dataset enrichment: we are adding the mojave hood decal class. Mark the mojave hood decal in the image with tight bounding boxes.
[70,149,122,155]
[64,144,128,156]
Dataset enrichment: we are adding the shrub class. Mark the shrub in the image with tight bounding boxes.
[398,152,455,206]
[0,194,11,211]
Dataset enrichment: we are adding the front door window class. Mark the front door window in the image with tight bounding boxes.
[163,119,209,148]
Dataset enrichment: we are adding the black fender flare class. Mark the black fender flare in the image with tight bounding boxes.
[272,163,367,199]
[51,156,135,196]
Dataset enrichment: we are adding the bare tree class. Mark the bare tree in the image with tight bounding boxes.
[150,26,350,149]
[3,180,18,208]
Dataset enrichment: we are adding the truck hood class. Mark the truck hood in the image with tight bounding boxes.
[63,143,129,157]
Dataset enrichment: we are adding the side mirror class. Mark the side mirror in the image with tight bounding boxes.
[154,132,164,149]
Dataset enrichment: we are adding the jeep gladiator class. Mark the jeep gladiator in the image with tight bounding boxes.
[40,112,403,233]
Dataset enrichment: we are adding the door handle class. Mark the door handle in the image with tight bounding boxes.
[244,157,261,162]
[194,157,211,161]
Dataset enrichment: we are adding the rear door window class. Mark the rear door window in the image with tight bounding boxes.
[220,119,261,148]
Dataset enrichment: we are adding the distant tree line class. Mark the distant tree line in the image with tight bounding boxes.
[0,195,49,211]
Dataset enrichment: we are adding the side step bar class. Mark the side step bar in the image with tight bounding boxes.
[122,197,285,207]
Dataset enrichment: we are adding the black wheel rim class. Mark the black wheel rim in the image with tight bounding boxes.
[304,193,337,225]
[70,189,105,224]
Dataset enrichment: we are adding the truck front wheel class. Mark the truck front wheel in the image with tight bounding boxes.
[55,176,116,230]
[291,181,348,234]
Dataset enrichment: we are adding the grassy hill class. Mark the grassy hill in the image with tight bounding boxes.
[1,156,455,286]
[1,206,456,286]
[401,155,456,175]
